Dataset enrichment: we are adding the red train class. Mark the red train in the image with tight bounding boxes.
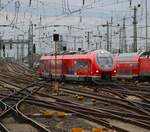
[114,51,150,80]
[38,50,116,81]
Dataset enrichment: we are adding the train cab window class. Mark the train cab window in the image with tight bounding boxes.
[97,57,113,65]
[140,54,149,58]
[96,54,113,70]
[76,61,88,70]
[140,51,150,58]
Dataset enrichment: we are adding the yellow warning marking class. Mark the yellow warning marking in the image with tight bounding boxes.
[71,128,83,132]
[77,95,84,101]
[57,112,65,117]
[43,111,54,117]
[92,128,103,132]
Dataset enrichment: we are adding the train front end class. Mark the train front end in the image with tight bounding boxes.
[91,50,115,80]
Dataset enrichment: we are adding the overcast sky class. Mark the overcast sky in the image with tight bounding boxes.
[0,0,150,55]
[1,0,149,27]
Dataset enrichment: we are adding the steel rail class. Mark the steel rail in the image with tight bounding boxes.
[0,81,48,132]
[29,91,150,130]
[17,100,128,132]
[59,86,150,116]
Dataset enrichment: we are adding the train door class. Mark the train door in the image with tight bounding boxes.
[67,59,75,75]
[132,62,139,77]
[139,57,150,77]
[87,59,91,76]
[117,62,132,76]
[57,59,63,75]
[43,60,49,77]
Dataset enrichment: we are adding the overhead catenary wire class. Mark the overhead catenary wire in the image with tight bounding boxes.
[0,0,149,54]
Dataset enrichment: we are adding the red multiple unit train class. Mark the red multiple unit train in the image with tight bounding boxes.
[114,50,150,80]
[38,50,116,81]
[38,50,150,81]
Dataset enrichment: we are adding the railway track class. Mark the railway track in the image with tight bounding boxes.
[0,73,33,85]
[33,81,150,131]
[0,81,50,132]
[38,90,150,130]
[60,87,140,111]
[0,60,150,131]
[1,80,150,131]
[0,60,49,132]
[15,91,149,132]
[17,96,129,132]
[0,83,129,131]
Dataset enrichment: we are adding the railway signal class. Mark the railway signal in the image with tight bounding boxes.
[83,0,85,6]
[53,34,59,42]
[0,41,2,50]
[63,46,67,51]
[78,48,81,51]
[53,33,59,92]
[9,39,13,50]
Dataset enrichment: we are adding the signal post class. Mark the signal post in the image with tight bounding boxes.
[53,33,59,92]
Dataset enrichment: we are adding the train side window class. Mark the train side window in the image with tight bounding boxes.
[76,61,88,70]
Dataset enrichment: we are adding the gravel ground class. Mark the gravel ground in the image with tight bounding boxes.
[107,119,150,132]
[39,86,150,132]
[1,115,39,132]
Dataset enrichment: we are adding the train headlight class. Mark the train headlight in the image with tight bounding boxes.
[96,70,99,73]
[114,70,116,73]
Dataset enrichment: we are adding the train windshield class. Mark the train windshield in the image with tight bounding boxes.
[96,53,113,70]
[140,51,150,58]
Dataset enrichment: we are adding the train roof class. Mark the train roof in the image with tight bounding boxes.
[118,53,138,58]
[116,50,150,61]
[40,49,111,60]
[47,49,109,55]
[117,50,150,58]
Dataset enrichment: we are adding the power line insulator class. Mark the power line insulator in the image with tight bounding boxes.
[2,45,5,52]
[9,40,13,50]
[0,43,2,50]
[33,44,36,53]
[10,43,12,50]
[29,0,32,6]
[83,0,85,6]
[129,0,132,7]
